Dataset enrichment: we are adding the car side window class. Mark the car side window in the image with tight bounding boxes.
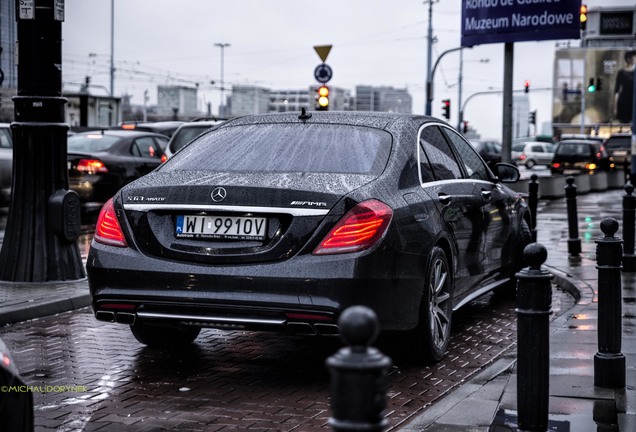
[419,125,462,180]
[133,137,162,159]
[443,128,490,181]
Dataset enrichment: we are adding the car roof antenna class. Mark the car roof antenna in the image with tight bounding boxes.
[298,107,312,121]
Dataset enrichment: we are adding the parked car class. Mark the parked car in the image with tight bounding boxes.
[87,112,532,363]
[512,142,555,169]
[67,130,169,213]
[111,121,185,138]
[0,124,12,207]
[550,139,612,175]
[164,118,225,158]
[469,139,501,171]
[603,132,631,169]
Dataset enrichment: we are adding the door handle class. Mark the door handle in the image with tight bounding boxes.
[438,193,452,205]
[481,189,492,200]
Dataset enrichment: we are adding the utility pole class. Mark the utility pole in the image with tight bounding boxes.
[110,0,115,97]
[0,0,84,282]
[501,42,514,164]
[424,0,438,116]
[215,42,230,117]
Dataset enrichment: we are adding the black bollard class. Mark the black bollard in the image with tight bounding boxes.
[565,176,582,257]
[622,183,636,272]
[528,174,539,242]
[326,306,392,432]
[594,218,626,389]
[516,243,553,432]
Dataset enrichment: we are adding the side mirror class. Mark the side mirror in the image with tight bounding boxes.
[494,163,520,183]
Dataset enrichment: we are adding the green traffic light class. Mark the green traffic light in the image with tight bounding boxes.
[587,84,595,92]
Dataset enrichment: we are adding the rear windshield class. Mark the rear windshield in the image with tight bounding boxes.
[555,142,593,156]
[68,134,120,152]
[161,124,392,175]
[604,136,630,150]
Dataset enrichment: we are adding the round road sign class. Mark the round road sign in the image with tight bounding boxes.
[314,63,333,84]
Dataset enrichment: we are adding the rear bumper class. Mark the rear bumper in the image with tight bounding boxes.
[87,241,425,334]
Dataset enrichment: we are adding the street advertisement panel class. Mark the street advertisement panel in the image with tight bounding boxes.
[552,48,633,134]
[461,0,581,46]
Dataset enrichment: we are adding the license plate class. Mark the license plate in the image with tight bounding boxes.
[175,215,267,240]
[614,150,628,156]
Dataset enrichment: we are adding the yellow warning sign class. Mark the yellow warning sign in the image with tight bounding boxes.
[313,45,332,63]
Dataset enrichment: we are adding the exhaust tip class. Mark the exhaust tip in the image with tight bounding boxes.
[95,311,115,323]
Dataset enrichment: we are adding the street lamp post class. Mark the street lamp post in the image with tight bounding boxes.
[215,42,230,116]
[0,0,84,282]
[426,46,472,116]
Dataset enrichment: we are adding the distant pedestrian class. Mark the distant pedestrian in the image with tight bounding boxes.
[613,49,636,124]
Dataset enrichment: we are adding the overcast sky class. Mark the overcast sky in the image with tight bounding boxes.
[63,0,626,139]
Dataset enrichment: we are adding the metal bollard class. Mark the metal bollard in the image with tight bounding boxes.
[622,183,636,272]
[516,243,553,432]
[594,218,626,389]
[565,176,582,257]
[326,306,392,432]
[528,174,539,243]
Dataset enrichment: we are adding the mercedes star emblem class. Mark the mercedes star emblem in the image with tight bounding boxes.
[211,187,227,202]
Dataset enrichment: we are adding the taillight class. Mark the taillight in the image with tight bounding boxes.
[519,154,526,160]
[77,159,108,174]
[552,163,561,169]
[94,198,128,247]
[161,154,168,163]
[313,199,393,255]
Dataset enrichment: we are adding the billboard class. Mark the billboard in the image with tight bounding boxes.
[552,48,634,131]
[461,0,581,46]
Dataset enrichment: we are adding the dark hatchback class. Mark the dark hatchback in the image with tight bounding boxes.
[87,112,531,363]
[550,139,612,175]
[68,130,169,212]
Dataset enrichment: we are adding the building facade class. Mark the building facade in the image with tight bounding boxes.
[355,86,412,113]
[157,85,198,117]
[229,85,270,116]
[269,89,310,112]
[0,2,16,121]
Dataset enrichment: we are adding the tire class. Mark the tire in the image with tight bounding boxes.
[412,246,453,364]
[130,321,201,349]
[525,159,536,169]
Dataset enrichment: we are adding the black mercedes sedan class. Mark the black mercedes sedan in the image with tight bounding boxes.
[87,111,531,363]
[67,130,169,213]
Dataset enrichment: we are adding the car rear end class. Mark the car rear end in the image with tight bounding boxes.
[87,117,423,336]
[604,133,631,170]
[67,132,126,210]
[550,140,609,175]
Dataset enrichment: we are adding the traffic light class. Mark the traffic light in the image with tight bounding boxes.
[580,4,588,30]
[316,85,330,111]
[529,110,537,125]
[596,77,603,91]
[462,121,469,134]
[441,99,450,120]
[523,79,530,93]
[587,78,596,92]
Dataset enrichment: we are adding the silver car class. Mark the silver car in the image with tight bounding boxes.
[513,142,555,169]
[0,123,12,207]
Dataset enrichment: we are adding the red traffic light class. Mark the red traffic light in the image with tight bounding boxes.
[441,99,451,120]
[523,80,530,93]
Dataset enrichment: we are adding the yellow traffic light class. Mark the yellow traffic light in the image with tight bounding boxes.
[317,85,330,110]
[580,5,588,30]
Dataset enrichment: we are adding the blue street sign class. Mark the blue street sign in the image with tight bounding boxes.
[314,63,333,84]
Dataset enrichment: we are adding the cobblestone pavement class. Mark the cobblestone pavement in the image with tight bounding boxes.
[0,285,574,432]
